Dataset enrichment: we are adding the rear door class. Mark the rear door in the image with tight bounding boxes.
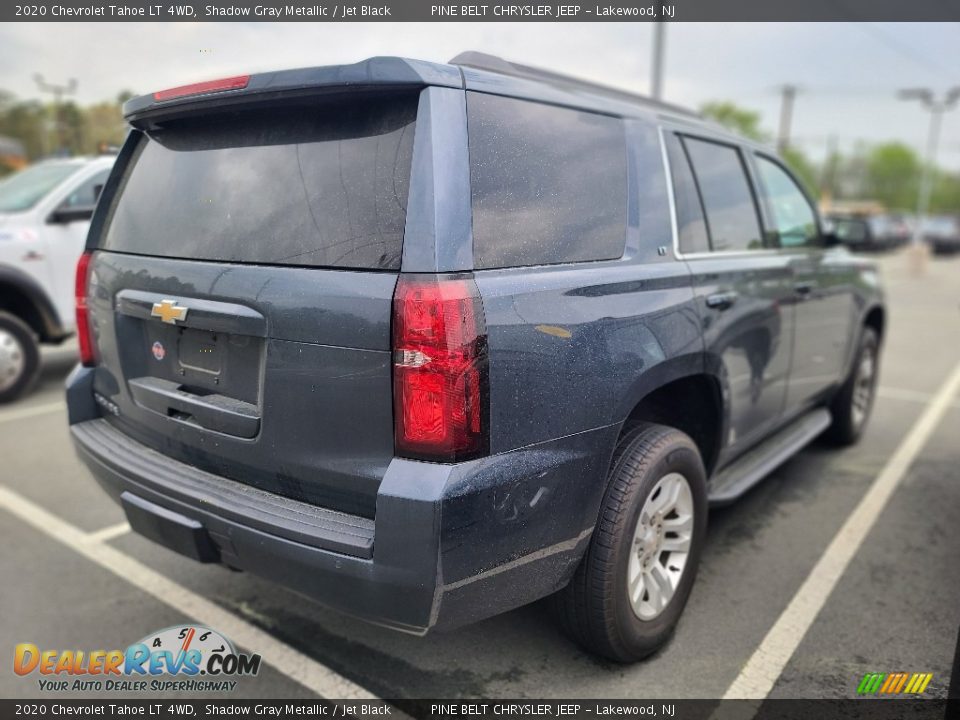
[86,92,420,518]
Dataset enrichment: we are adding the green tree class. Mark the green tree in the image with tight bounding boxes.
[700,101,769,142]
[0,96,48,159]
[928,170,960,214]
[863,142,920,209]
[83,101,126,154]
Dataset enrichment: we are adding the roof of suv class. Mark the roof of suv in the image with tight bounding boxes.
[122,53,743,142]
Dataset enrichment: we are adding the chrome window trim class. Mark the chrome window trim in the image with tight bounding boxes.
[657,124,812,262]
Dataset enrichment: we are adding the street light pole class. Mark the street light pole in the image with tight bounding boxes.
[898,87,960,246]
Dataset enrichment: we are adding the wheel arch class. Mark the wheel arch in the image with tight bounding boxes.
[0,265,67,343]
[863,303,885,342]
[615,358,725,478]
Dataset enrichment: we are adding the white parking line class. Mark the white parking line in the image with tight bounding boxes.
[0,401,66,424]
[723,359,960,699]
[878,385,960,410]
[83,521,131,544]
[0,485,387,703]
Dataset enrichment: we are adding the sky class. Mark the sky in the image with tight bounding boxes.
[1,22,960,169]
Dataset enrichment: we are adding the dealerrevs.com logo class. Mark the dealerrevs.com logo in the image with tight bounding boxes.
[14,625,261,693]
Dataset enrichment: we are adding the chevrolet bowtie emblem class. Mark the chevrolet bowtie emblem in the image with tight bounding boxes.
[151,299,189,325]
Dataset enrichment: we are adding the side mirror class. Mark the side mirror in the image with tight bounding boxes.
[822,232,843,248]
[48,206,96,224]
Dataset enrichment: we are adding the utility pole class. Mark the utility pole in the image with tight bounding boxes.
[33,74,77,156]
[777,84,798,155]
[650,22,665,100]
[898,87,960,246]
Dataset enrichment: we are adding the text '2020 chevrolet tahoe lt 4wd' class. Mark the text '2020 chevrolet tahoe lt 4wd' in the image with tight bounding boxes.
[67,53,885,662]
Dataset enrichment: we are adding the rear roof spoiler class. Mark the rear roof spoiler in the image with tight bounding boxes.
[123,56,462,127]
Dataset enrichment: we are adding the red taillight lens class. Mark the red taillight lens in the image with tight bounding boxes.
[75,251,95,367]
[153,75,250,102]
[392,275,488,462]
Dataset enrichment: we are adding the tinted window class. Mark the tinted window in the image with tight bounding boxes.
[665,134,709,255]
[682,137,763,252]
[468,93,627,269]
[755,156,818,248]
[62,169,110,209]
[101,95,417,270]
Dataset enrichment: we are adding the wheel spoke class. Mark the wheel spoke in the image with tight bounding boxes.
[663,512,693,534]
[660,536,691,553]
[647,564,673,610]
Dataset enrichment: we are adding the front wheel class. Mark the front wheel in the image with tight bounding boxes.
[551,423,708,662]
[825,326,879,446]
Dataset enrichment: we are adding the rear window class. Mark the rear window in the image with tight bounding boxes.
[467,93,627,269]
[101,95,418,270]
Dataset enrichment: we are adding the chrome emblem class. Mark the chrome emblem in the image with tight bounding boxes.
[151,299,188,325]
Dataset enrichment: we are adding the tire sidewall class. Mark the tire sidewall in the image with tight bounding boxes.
[612,435,708,656]
[0,312,40,404]
[836,327,880,442]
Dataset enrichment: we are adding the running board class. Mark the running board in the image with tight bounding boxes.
[708,408,832,506]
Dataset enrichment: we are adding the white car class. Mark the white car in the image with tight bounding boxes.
[0,156,115,402]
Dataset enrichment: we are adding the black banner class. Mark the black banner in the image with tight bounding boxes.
[0,700,955,720]
[6,0,960,22]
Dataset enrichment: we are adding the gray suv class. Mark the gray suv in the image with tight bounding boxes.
[67,53,884,662]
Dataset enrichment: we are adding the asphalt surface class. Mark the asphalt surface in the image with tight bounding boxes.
[1,249,958,702]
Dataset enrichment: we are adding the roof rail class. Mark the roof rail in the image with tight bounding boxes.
[449,51,700,119]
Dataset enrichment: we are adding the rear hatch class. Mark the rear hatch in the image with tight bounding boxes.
[86,90,420,518]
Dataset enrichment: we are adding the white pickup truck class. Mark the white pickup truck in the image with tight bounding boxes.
[0,156,115,402]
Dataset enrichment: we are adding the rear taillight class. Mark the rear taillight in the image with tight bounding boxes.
[153,75,250,102]
[75,251,95,367]
[392,275,488,462]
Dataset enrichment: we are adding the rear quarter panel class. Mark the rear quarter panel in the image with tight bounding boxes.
[474,118,703,455]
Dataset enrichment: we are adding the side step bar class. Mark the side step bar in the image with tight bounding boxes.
[708,408,832,506]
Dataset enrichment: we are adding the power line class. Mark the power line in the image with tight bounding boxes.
[855,23,957,82]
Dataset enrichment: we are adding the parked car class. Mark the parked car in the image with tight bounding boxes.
[826,213,911,252]
[920,215,960,255]
[0,156,115,402]
[66,53,885,662]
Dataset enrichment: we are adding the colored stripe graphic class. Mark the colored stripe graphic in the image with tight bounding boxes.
[858,672,933,695]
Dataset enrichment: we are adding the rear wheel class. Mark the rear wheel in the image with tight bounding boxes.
[825,326,879,446]
[551,423,708,662]
[0,311,40,404]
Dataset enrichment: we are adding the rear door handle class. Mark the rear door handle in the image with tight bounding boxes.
[706,291,738,310]
[794,281,817,296]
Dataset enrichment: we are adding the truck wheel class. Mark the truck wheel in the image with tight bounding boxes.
[551,423,708,662]
[0,311,40,404]
[825,326,879,446]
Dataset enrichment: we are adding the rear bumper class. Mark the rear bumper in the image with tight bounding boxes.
[68,368,614,633]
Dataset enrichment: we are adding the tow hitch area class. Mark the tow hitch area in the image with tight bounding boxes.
[120,491,220,563]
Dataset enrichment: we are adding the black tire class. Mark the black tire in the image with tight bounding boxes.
[551,423,708,662]
[824,326,879,446]
[0,311,41,404]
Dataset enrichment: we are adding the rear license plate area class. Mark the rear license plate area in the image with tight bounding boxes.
[178,328,223,375]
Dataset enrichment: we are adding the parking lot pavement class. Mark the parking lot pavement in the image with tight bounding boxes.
[1,249,958,702]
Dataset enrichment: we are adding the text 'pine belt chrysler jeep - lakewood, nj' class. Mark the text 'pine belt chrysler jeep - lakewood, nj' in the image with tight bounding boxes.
[66,52,885,662]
